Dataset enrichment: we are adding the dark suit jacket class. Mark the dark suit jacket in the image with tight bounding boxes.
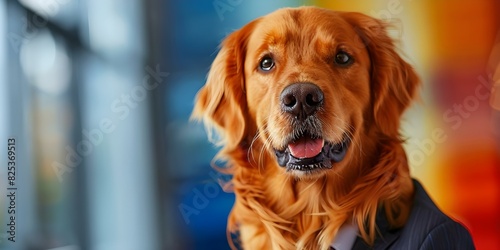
[352,179,475,250]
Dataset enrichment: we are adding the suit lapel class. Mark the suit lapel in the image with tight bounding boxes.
[351,209,403,250]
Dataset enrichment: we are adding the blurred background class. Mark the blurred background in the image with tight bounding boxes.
[0,0,498,249]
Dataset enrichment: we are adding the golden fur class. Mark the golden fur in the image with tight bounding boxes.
[192,7,420,250]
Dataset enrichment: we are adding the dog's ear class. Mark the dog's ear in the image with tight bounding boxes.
[342,12,420,137]
[191,20,259,152]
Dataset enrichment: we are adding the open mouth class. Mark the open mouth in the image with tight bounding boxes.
[274,133,350,173]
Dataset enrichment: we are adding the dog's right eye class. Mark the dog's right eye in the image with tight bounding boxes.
[259,56,275,71]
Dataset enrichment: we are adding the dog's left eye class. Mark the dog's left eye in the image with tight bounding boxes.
[335,51,353,66]
[259,56,275,71]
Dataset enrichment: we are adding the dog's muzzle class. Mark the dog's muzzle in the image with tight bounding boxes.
[274,82,350,172]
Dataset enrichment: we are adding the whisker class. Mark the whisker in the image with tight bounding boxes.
[248,130,262,163]
[327,114,364,160]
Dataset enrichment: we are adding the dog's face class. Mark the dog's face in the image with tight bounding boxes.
[245,9,372,178]
[193,7,419,180]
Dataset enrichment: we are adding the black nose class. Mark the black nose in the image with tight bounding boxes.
[280,82,324,120]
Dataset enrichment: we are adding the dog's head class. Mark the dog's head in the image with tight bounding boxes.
[193,7,419,180]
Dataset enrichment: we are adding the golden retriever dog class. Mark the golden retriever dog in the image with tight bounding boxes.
[192,6,473,250]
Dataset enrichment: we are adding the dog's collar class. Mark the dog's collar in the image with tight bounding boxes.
[330,222,358,250]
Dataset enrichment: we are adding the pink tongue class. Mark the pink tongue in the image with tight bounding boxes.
[288,137,324,159]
